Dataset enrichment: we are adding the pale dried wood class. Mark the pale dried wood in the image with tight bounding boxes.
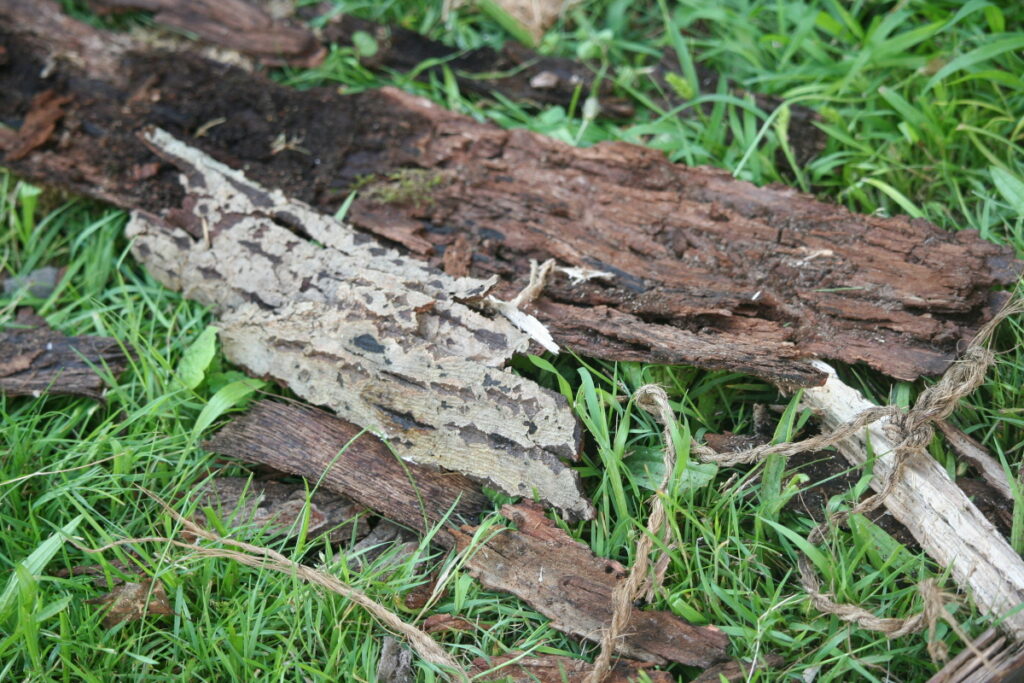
[937,420,1012,501]
[128,128,592,521]
[801,361,1024,638]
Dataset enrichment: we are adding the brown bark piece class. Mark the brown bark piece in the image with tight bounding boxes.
[3,90,72,161]
[191,476,369,543]
[206,401,728,667]
[205,400,490,544]
[453,502,730,667]
[2,1,1018,386]
[85,578,174,628]
[127,127,591,520]
[0,309,128,399]
[90,0,325,67]
[689,654,785,682]
[470,652,673,682]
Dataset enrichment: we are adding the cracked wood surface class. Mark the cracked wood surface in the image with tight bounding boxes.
[3,0,1018,387]
[128,128,591,521]
[205,400,729,668]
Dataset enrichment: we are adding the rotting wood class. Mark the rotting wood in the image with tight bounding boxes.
[85,0,826,168]
[0,308,128,400]
[89,0,325,67]
[205,400,490,544]
[191,476,370,543]
[469,653,674,682]
[203,400,730,667]
[452,502,730,667]
[801,360,1024,639]
[128,128,591,521]
[3,1,1018,387]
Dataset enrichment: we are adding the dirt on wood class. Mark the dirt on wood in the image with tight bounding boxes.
[5,1,1018,388]
[0,308,128,400]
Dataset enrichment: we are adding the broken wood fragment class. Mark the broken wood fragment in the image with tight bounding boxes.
[206,402,727,667]
[5,90,72,161]
[453,502,730,667]
[0,309,128,400]
[205,401,491,543]
[470,652,673,682]
[801,360,1024,639]
[191,476,369,543]
[128,127,591,520]
[2,2,1018,386]
[937,420,1012,501]
[90,0,325,67]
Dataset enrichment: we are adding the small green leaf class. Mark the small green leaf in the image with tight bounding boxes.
[192,378,266,440]
[990,166,1024,215]
[664,72,694,100]
[177,325,219,390]
[351,30,378,58]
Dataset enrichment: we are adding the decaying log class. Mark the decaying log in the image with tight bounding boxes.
[0,308,128,400]
[204,400,730,667]
[452,502,730,667]
[2,1,1018,387]
[205,400,490,543]
[128,127,591,521]
[801,361,1024,638]
[469,653,673,682]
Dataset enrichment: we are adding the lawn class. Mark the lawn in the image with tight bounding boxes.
[2,0,1023,680]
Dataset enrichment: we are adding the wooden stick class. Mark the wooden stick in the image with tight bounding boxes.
[801,360,1024,638]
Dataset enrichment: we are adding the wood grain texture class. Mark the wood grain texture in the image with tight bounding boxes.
[0,309,127,400]
[206,401,728,667]
[3,1,1017,387]
[128,128,591,520]
[802,361,1024,639]
[453,503,731,667]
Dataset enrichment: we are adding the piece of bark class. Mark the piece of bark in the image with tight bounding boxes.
[191,476,369,544]
[470,652,673,682]
[926,627,1024,683]
[5,90,72,161]
[2,1,1019,386]
[452,502,730,667]
[127,127,591,521]
[0,309,128,399]
[85,578,174,628]
[205,400,490,545]
[937,420,1012,501]
[689,654,785,682]
[206,402,728,667]
[3,265,63,299]
[376,636,415,683]
[90,0,325,67]
[801,361,1024,638]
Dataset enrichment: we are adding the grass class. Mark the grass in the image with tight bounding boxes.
[3,0,1024,680]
